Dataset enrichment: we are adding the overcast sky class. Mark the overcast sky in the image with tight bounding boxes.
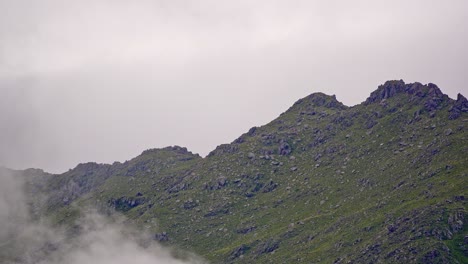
[1,0,467,173]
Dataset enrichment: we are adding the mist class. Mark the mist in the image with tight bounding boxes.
[0,168,204,264]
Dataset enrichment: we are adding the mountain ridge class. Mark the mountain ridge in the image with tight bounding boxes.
[106,81,468,165]
[16,80,466,175]
[3,80,467,263]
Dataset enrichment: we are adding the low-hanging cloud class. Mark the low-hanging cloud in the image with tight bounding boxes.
[0,168,29,241]
[39,212,204,264]
[0,169,205,264]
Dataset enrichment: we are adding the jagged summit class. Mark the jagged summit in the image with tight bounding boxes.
[363,80,467,119]
[364,80,446,104]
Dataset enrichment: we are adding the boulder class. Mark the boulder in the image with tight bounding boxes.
[278,141,292,155]
[154,232,169,242]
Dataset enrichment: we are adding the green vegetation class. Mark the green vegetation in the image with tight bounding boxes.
[14,81,468,263]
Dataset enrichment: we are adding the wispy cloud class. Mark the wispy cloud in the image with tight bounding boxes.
[0,169,205,264]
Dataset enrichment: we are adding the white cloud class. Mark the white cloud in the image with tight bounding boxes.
[0,0,467,172]
[0,169,204,264]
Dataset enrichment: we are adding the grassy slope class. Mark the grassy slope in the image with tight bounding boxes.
[23,81,468,263]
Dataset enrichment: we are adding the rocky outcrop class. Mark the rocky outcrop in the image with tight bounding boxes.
[448,211,465,233]
[255,239,280,254]
[287,93,347,117]
[365,81,447,110]
[154,232,169,242]
[295,93,346,109]
[108,196,145,212]
[366,80,407,103]
[203,176,229,190]
[448,93,468,119]
[142,145,195,156]
[46,162,114,207]
[207,143,239,156]
[278,141,292,155]
[229,244,250,260]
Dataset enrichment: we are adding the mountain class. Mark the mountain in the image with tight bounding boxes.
[2,80,467,263]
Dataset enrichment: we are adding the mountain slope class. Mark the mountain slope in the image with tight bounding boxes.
[8,80,468,263]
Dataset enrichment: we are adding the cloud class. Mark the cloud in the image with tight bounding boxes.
[0,169,204,264]
[0,168,29,240]
[0,0,467,172]
[0,168,60,263]
[38,212,204,264]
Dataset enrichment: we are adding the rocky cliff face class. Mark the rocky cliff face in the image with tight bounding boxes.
[449,93,468,120]
[7,81,468,264]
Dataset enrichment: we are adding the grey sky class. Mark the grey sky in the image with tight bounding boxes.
[1,0,467,173]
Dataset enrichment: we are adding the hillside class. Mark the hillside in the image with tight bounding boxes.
[3,80,467,263]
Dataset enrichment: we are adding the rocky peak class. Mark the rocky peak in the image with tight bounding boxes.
[456,93,468,107]
[141,146,197,156]
[364,80,448,108]
[163,145,196,155]
[365,80,444,104]
[140,146,201,162]
[292,92,347,110]
[73,162,103,172]
[366,80,407,103]
[457,93,466,100]
[406,82,444,98]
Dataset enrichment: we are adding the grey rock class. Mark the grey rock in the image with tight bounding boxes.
[449,93,468,120]
[448,211,464,233]
[278,141,292,155]
[230,244,250,260]
[255,239,279,254]
[236,226,256,234]
[445,128,453,136]
[154,232,169,242]
[218,177,227,187]
[262,180,278,193]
